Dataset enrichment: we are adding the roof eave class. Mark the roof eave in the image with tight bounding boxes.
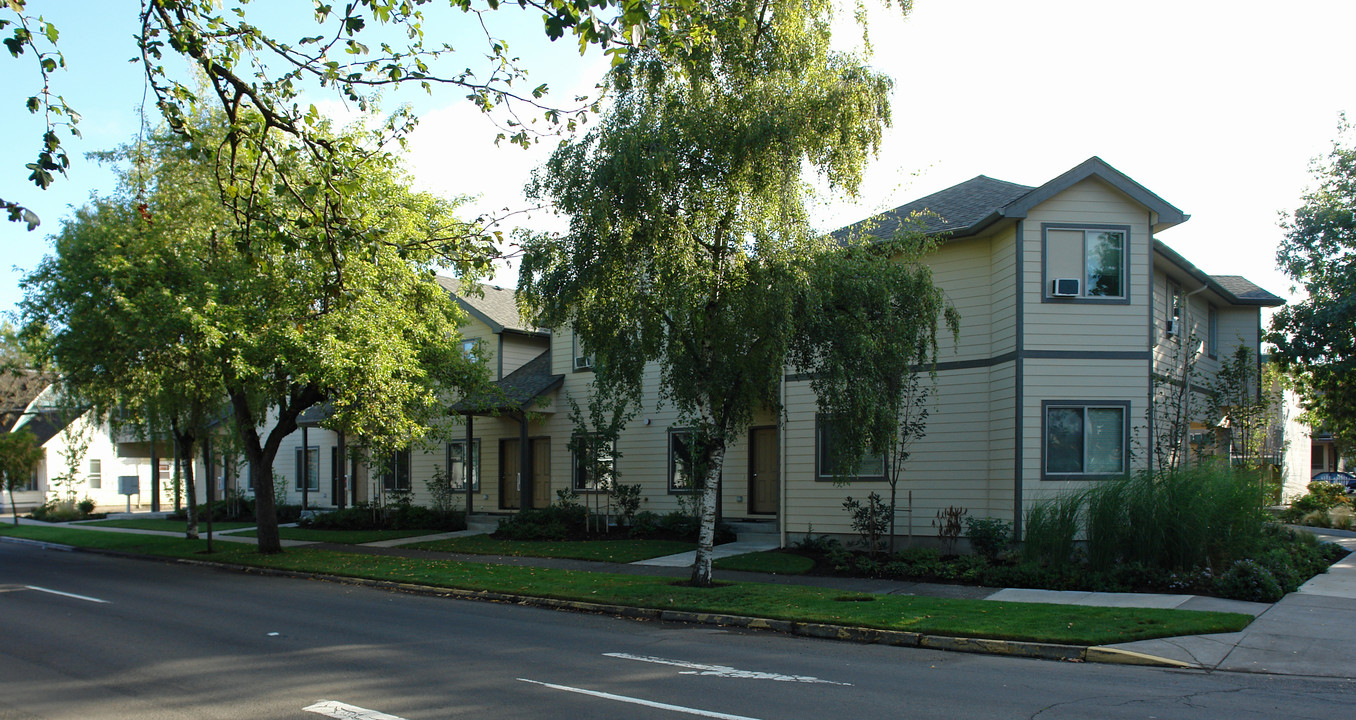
[1000,157,1189,230]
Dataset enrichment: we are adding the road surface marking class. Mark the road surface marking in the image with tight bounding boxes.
[604,653,851,685]
[518,678,765,720]
[25,586,109,604]
[303,700,407,720]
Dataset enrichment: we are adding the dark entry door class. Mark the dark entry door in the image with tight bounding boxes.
[500,439,521,509]
[749,426,779,515]
[501,438,551,509]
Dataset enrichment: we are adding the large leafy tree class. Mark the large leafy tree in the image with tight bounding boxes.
[5,0,712,230]
[22,112,491,553]
[520,0,951,586]
[1269,119,1356,468]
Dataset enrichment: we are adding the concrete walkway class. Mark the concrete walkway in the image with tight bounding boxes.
[14,515,1356,675]
[1101,528,1356,676]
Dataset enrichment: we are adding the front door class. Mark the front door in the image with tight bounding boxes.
[748,426,779,515]
[501,438,552,510]
[500,439,521,509]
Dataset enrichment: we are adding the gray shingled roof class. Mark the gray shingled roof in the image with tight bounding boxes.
[1154,240,1285,307]
[837,157,1188,242]
[838,175,1034,240]
[1210,275,1286,306]
[434,277,543,335]
[453,349,563,414]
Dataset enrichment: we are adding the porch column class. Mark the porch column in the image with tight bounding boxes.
[149,425,160,513]
[465,414,474,516]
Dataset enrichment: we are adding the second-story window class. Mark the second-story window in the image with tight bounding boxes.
[1044,225,1128,301]
[461,339,478,360]
[572,330,593,371]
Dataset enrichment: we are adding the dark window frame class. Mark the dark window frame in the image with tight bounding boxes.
[815,414,887,482]
[381,448,412,492]
[1041,401,1131,481]
[1040,223,1132,305]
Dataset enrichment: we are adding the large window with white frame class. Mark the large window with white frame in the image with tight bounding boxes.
[88,459,102,490]
[1043,225,1128,301]
[294,446,320,491]
[1043,402,1128,479]
[446,439,480,492]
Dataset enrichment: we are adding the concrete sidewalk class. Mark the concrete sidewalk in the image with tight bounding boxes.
[15,515,1356,675]
[1100,529,1356,676]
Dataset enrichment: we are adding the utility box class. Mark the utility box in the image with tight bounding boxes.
[118,476,139,496]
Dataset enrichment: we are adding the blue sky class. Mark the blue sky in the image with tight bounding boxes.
[4,0,1356,325]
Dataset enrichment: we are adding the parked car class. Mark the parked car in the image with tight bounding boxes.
[1313,471,1356,493]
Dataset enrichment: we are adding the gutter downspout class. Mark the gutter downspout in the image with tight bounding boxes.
[778,373,787,549]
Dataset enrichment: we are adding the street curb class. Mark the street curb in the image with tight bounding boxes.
[12,537,1196,668]
[0,535,74,552]
[1084,647,1195,668]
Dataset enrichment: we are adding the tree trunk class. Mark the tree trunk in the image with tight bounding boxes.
[180,437,199,540]
[251,451,281,554]
[8,485,17,525]
[690,443,727,587]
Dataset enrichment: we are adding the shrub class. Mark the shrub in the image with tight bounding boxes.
[495,505,588,541]
[965,516,1013,560]
[609,483,642,526]
[932,505,967,556]
[843,493,891,557]
[792,526,840,555]
[77,498,96,515]
[29,499,84,522]
[1214,559,1284,603]
[1023,492,1082,565]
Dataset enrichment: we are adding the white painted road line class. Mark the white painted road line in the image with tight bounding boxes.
[25,585,109,604]
[518,678,765,720]
[303,700,407,720]
[604,653,851,685]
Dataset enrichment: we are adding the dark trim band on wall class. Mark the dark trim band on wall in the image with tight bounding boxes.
[1023,350,1152,361]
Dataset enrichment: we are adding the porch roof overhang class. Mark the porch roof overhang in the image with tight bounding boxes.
[451,349,563,417]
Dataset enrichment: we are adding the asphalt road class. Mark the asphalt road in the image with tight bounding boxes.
[2,541,1354,720]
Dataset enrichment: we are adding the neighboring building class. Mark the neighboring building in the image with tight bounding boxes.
[260,157,1286,546]
[2,381,176,513]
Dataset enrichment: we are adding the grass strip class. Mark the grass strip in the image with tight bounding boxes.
[228,528,443,544]
[713,551,816,575]
[81,519,256,533]
[0,525,1253,646]
[408,534,696,563]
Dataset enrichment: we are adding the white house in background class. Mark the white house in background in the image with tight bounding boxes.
[1,378,175,513]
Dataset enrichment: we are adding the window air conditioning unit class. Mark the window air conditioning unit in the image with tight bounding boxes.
[574,355,594,370]
[1165,319,1180,336]
[1050,278,1081,297]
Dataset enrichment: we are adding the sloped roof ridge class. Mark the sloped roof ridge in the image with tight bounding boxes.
[434,276,543,335]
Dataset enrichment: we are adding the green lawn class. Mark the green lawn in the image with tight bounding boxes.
[714,550,816,575]
[408,534,695,563]
[82,519,256,533]
[230,527,444,544]
[0,524,1253,646]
